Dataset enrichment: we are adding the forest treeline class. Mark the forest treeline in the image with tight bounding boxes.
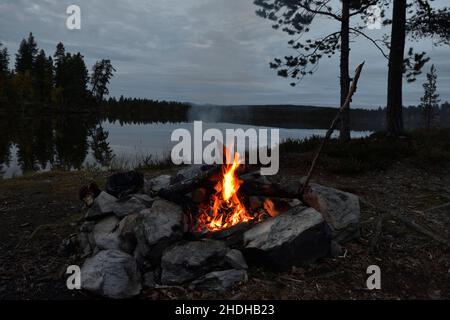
[0,33,190,119]
[189,103,450,131]
[100,97,190,123]
[1,32,449,130]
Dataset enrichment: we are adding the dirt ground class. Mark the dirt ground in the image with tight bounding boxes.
[0,160,449,300]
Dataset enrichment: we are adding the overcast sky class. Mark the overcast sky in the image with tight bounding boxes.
[0,0,449,108]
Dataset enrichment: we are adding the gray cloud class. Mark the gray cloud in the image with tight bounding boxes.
[0,0,449,107]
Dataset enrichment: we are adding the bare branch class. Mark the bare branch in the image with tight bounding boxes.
[297,1,341,21]
[350,27,389,60]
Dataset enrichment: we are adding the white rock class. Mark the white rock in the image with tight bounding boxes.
[303,183,360,243]
[112,194,153,218]
[134,199,184,262]
[144,175,172,194]
[81,249,141,299]
[85,191,117,220]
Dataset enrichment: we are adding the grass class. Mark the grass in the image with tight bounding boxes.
[279,128,450,174]
[82,152,175,174]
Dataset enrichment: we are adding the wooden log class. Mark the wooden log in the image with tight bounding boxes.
[157,164,221,198]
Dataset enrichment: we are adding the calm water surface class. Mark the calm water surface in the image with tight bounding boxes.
[0,119,371,179]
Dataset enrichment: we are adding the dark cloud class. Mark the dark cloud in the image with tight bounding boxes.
[1,0,449,107]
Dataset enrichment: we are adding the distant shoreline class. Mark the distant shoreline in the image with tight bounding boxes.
[2,102,450,131]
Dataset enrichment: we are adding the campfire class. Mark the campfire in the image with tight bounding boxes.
[195,152,273,233]
[74,161,360,298]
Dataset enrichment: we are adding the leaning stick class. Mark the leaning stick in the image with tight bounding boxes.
[300,62,365,195]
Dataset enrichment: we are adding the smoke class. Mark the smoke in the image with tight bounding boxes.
[187,104,251,124]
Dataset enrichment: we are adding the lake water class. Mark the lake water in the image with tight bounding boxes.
[0,119,371,179]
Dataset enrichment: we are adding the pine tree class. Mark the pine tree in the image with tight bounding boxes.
[90,59,116,101]
[0,43,9,75]
[419,64,440,130]
[0,43,10,99]
[63,52,89,107]
[53,42,65,88]
[34,49,53,103]
[15,33,38,74]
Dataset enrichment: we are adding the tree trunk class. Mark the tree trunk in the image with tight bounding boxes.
[386,0,407,137]
[339,0,351,141]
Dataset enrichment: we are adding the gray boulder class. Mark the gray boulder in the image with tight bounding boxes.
[303,183,360,243]
[79,221,96,256]
[161,240,228,285]
[85,191,117,220]
[143,271,157,289]
[190,269,248,292]
[81,249,141,299]
[92,215,120,250]
[112,194,154,218]
[134,199,184,262]
[242,206,331,269]
[118,213,140,243]
[91,215,136,254]
[144,175,172,195]
[225,249,248,270]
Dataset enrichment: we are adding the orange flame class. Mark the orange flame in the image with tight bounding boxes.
[197,152,254,232]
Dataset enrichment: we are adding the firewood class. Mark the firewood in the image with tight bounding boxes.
[158,164,221,197]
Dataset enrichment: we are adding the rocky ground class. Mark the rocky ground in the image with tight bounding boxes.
[0,159,449,300]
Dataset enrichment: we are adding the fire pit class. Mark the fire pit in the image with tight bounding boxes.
[73,159,361,298]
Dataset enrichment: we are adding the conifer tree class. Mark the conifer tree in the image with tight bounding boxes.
[15,32,38,74]
[419,64,439,130]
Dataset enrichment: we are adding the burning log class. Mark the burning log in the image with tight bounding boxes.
[157,165,221,201]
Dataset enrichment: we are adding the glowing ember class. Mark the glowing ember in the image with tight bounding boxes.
[263,199,279,217]
[197,152,254,232]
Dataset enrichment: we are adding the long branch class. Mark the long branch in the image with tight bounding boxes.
[284,31,341,78]
[297,2,341,21]
[300,62,365,194]
[350,27,389,60]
